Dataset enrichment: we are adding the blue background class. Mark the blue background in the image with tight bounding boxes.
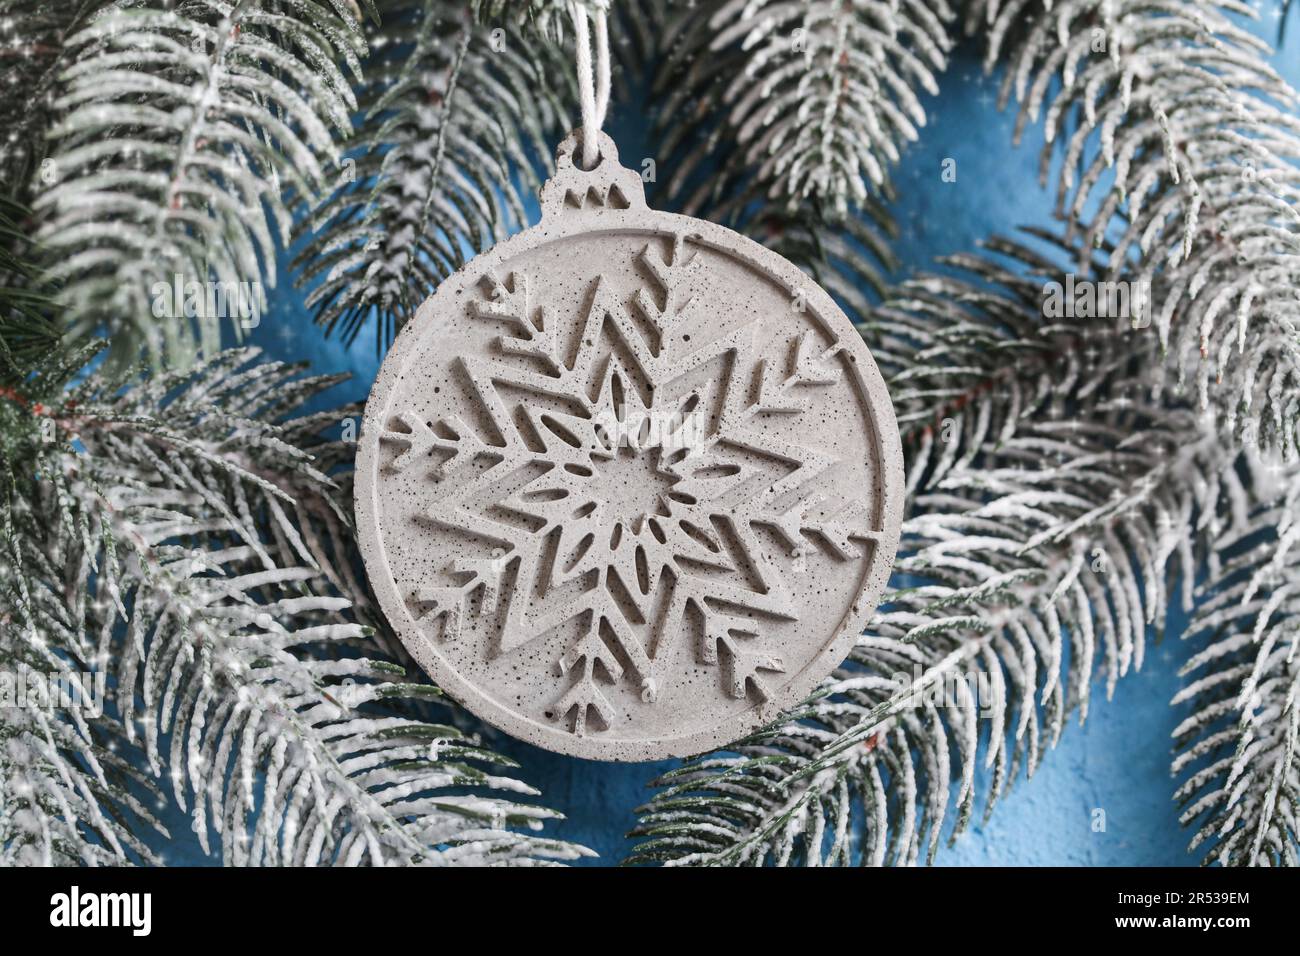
[167,9,1300,865]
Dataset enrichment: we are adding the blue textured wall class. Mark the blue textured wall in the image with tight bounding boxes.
[169,9,1300,866]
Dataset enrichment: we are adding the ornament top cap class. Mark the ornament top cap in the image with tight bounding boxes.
[540,129,647,219]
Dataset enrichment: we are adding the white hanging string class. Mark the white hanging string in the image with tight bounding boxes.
[571,2,611,169]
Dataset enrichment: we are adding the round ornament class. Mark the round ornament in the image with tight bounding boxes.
[355,131,904,761]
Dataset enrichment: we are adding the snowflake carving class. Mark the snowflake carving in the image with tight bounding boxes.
[377,233,885,737]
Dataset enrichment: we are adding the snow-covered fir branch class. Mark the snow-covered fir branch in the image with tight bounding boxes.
[470,0,607,39]
[0,648,166,864]
[31,0,368,367]
[0,197,61,377]
[653,0,954,222]
[0,346,592,865]
[294,0,575,347]
[977,0,1300,460]
[0,1,99,191]
[1174,453,1300,866]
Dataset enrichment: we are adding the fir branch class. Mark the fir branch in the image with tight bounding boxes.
[0,195,62,384]
[1,338,166,865]
[653,0,954,222]
[977,0,1300,460]
[33,0,368,367]
[0,1,107,194]
[1173,454,1300,866]
[293,0,575,348]
[0,679,165,866]
[1,346,592,865]
[470,0,607,40]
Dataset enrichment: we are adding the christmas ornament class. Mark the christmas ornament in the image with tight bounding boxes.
[354,7,903,761]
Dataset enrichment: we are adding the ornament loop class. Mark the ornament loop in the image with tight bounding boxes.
[539,129,646,219]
